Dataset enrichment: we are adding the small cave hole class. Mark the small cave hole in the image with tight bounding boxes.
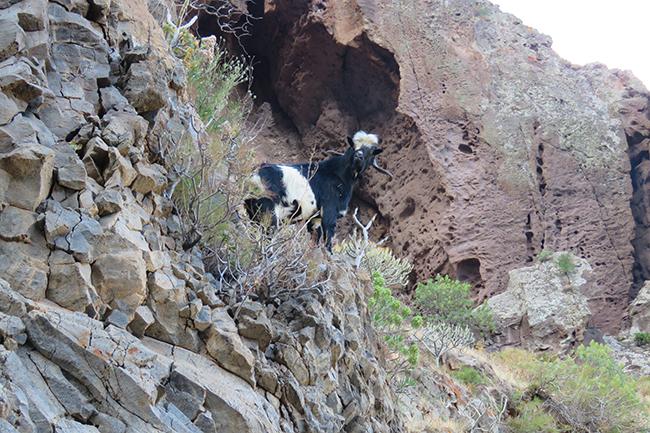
[456,258,482,287]
[458,144,473,154]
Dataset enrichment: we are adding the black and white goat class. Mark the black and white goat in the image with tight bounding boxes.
[244,131,392,251]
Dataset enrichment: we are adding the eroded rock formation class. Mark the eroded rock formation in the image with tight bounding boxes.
[0,0,403,431]
[246,0,650,333]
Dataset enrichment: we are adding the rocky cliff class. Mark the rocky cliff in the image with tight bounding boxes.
[0,0,404,431]
[242,0,650,333]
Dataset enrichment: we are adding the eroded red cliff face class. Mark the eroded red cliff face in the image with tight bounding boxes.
[241,0,650,333]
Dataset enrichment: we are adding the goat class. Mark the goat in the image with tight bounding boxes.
[244,131,392,251]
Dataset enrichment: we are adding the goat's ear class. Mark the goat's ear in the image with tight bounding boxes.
[373,147,383,155]
[347,136,355,148]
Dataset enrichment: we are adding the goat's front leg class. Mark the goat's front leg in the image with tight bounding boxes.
[321,208,337,253]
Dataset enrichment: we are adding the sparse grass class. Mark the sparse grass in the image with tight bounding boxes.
[536,249,553,262]
[634,332,650,347]
[507,399,560,433]
[450,366,487,388]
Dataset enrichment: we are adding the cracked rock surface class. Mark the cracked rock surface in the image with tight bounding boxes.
[0,0,403,430]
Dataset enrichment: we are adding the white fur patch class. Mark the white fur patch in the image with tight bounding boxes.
[353,130,379,150]
[338,209,347,217]
[275,165,317,222]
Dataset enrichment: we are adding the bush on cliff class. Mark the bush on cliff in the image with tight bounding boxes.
[414,275,494,335]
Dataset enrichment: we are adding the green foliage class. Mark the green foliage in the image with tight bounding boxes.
[451,366,487,388]
[634,332,650,347]
[336,241,413,288]
[555,253,576,275]
[507,399,560,433]
[536,249,553,262]
[369,272,420,389]
[163,22,258,250]
[414,275,495,334]
[531,342,647,433]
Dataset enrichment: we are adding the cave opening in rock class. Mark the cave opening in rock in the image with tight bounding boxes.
[455,258,483,289]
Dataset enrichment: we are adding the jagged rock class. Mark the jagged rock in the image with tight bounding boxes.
[144,337,281,433]
[78,189,98,216]
[91,250,146,317]
[27,350,96,421]
[193,306,211,331]
[0,19,25,62]
[0,211,49,301]
[630,281,650,334]
[47,250,96,312]
[63,213,103,263]
[100,110,148,153]
[488,252,592,352]
[44,200,79,245]
[121,61,167,113]
[95,189,123,215]
[103,147,137,189]
[128,305,154,337]
[206,308,255,386]
[145,268,199,350]
[0,278,27,317]
[0,313,26,346]
[604,335,650,376]
[82,136,110,183]
[143,250,170,272]
[0,205,34,243]
[236,301,273,351]
[0,144,54,211]
[99,86,131,113]
[106,308,130,329]
[53,142,87,190]
[131,162,167,194]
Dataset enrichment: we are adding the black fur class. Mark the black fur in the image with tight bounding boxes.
[246,136,383,252]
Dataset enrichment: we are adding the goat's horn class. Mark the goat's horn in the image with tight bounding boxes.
[324,150,345,156]
[372,160,393,179]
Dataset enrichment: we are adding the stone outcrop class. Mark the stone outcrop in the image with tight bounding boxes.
[629,281,650,334]
[488,252,592,352]
[247,0,649,333]
[0,0,403,429]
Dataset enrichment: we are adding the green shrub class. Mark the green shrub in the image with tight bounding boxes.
[533,342,647,433]
[414,275,494,334]
[451,366,487,387]
[536,249,553,262]
[163,23,258,250]
[634,332,650,347]
[507,399,560,433]
[369,271,420,389]
[555,253,576,275]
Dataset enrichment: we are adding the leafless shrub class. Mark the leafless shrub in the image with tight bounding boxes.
[459,391,508,433]
[204,219,330,314]
[418,321,474,367]
[336,208,412,287]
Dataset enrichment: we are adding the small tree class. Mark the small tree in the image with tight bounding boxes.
[555,253,576,276]
[414,275,494,334]
[368,271,420,389]
[419,321,474,366]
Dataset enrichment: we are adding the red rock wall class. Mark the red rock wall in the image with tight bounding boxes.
[243,0,650,332]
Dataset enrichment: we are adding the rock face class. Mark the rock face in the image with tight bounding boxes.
[0,0,403,430]
[488,252,592,352]
[629,281,650,334]
[247,0,650,333]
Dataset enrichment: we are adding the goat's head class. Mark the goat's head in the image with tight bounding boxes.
[346,131,393,179]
